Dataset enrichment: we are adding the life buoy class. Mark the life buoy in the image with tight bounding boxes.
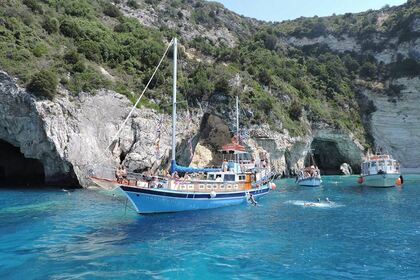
[210,191,217,198]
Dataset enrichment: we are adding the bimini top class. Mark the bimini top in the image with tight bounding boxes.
[170,160,221,174]
[219,137,247,154]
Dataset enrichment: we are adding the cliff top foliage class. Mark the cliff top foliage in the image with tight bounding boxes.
[0,0,418,144]
[274,0,420,42]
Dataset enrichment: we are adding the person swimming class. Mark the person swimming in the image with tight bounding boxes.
[325,197,331,203]
[304,198,321,206]
[248,193,257,206]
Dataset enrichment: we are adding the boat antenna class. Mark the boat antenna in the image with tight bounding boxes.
[170,38,178,172]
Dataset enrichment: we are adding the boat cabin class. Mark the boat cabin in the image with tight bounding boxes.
[361,155,400,176]
[207,172,247,182]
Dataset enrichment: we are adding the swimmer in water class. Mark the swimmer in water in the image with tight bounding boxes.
[304,198,321,206]
[325,197,331,203]
[248,193,257,206]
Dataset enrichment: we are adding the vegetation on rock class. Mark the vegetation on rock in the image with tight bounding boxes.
[27,70,58,99]
[0,0,419,145]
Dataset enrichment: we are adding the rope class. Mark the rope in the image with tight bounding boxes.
[106,38,174,151]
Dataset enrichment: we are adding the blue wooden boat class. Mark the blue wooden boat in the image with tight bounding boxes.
[91,38,275,213]
[296,151,322,187]
[296,175,322,187]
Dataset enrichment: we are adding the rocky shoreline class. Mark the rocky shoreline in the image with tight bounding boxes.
[0,71,368,187]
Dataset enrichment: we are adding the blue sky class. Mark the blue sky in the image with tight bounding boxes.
[213,0,407,21]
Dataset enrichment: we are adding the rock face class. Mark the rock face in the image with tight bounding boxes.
[189,113,364,177]
[286,34,361,53]
[0,72,77,185]
[0,71,199,187]
[287,33,420,65]
[310,128,364,174]
[117,1,253,48]
[362,77,420,171]
[0,70,367,184]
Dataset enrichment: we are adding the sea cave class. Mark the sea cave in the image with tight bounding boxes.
[307,138,360,175]
[0,139,45,186]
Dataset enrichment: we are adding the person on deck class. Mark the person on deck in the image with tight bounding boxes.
[121,165,127,180]
[222,160,228,172]
[115,166,123,183]
[172,171,179,179]
[183,173,191,181]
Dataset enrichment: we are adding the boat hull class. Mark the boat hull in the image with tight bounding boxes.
[362,174,400,187]
[297,177,322,187]
[120,185,270,214]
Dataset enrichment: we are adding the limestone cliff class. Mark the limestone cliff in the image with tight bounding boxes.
[361,77,420,172]
[1,0,418,185]
[0,71,200,187]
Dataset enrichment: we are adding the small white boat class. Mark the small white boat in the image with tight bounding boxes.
[296,152,322,187]
[296,174,322,187]
[359,154,401,187]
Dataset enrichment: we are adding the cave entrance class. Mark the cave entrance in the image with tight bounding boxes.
[307,139,346,175]
[0,139,45,186]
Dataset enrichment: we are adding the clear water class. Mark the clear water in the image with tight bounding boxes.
[1,175,419,279]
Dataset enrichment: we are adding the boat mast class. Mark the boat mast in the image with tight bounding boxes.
[171,38,177,163]
[236,95,239,144]
[236,95,239,163]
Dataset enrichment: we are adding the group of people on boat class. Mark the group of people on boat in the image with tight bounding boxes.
[299,165,320,178]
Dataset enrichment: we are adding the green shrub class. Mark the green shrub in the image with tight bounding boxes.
[77,40,103,62]
[64,49,81,64]
[62,0,92,17]
[391,58,420,77]
[23,0,43,14]
[67,68,110,93]
[32,43,48,57]
[60,18,83,38]
[42,16,59,33]
[73,60,86,73]
[27,70,58,99]
[103,3,122,18]
[359,62,377,79]
[289,101,302,121]
[127,0,139,9]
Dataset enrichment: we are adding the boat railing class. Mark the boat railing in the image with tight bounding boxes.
[366,154,392,161]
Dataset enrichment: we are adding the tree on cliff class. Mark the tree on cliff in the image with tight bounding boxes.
[27,70,58,99]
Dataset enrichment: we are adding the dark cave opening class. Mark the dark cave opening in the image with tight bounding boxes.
[0,139,45,186]
[307,139,347,175]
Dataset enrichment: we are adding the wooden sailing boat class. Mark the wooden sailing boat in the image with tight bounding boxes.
[296,150,322,187]
[91,38,275,213]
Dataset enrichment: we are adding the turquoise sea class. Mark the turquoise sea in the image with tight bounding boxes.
[1,175,419,279]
